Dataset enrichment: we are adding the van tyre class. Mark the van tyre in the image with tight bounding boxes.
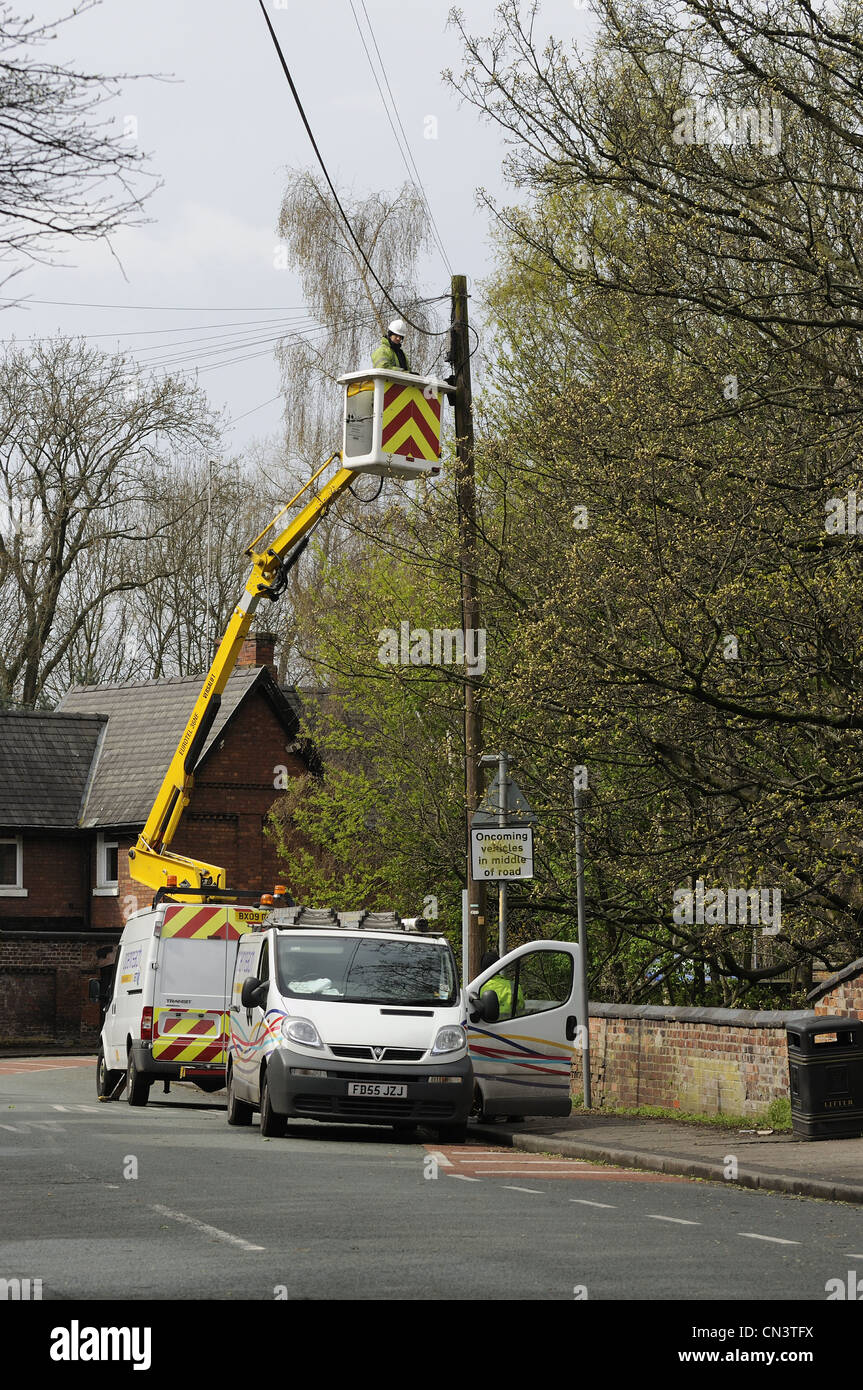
[260,1069,287,1137]
[226,1065,253,1126]
[126,1053,151,1107]
[96,1049,122,1099]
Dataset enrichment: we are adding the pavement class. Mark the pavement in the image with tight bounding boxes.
[470,1109,863,1204]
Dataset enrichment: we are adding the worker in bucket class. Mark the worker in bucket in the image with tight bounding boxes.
[373,318,411,372]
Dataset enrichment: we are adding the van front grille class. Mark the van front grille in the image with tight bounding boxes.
[330,1046,425,1062]
[294,1095,455,1120]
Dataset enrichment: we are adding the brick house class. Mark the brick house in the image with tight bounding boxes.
[0,636,313,1048]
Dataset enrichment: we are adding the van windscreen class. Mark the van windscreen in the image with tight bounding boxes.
[276,936,457,1005]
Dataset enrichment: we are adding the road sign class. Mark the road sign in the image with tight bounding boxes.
[470,827,534,880]
[472,772,537,828]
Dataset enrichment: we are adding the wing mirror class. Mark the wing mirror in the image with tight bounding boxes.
[241,976,267,1009]
[468,989,500,1024]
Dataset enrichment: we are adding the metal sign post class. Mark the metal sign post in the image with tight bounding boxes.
[498,750,508,956]
[573,775,591,1110]
[475,752,536,956]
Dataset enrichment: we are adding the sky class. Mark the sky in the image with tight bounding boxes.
[6,0,593,452]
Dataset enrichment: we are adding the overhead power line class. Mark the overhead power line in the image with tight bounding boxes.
[0,314,315,346]
[255,0,437,337]
[347,0,452,278]
[0,296,311,312]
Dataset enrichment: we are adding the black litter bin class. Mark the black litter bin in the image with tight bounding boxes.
[787,1015,863,1140]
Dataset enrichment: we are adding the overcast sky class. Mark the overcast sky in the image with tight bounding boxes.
[7,1,592,450]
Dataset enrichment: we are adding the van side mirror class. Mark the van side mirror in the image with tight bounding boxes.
[479,989,500,1023]
[468,989,500,1024]
[87,978,101,1003]
[241,977,264,1009]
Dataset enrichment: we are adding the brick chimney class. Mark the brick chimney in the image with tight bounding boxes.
[237,631,277,676]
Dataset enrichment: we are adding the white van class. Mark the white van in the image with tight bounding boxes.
[225,910,581,1139]
[97,900,266,1105]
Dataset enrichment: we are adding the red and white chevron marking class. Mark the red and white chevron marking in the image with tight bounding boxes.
[427,1144,688,1183]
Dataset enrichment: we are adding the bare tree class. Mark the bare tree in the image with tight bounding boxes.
[0,337,217,706]
[275,172,440,462]
[0,0,156,287]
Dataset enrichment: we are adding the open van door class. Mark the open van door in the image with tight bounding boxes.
[466,941,580,1119]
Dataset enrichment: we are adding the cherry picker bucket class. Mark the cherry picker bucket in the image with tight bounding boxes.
[338,368,449,478]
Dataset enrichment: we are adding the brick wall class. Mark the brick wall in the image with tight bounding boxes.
[812,975,863,1018]
[572,1004,815,1117]
[173,688,307,900]
[0,934,118,1048]
[0,833,88,927]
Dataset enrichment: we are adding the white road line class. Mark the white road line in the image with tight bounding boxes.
[450,1174,481,1182]
[503,1185,544,1194]
[647,1215,701,1226]
[738,1232,800,1246]
[846,1253,863,1258]
[460,1159,576,1166]
[150,1203,264,1252]
[570,1199,616,1208]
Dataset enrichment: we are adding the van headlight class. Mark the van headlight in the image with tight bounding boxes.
[431,1025,465,1055]
[282,1017,323,1048]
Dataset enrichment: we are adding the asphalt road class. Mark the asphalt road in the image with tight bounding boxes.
[3,1057,863,1304]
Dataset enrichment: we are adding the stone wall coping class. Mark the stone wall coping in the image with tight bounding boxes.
[806,957,863,1004]
[587,1002,816,1028]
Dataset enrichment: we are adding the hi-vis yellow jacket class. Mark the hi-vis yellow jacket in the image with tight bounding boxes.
[372,336,411,372]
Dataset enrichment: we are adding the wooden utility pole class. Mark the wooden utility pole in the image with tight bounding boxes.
[451,274,486,979]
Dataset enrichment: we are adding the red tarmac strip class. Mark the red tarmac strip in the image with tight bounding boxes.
[428,1144,690,1183]
[0,1057,93,1075]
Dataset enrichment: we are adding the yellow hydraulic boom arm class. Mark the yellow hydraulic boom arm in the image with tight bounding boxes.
[129,453,355,898]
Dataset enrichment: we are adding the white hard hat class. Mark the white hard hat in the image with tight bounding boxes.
[387,318,407,337]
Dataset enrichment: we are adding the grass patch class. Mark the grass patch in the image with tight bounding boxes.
[570,1095,792,1132]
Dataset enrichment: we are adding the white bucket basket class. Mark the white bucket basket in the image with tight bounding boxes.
[338,369,450,478]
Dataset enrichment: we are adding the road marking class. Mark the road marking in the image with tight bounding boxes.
[0,1059,92,1075]
[738,1232,800,1246]
[51,1105,102,1113]
[570,1199,616,1208]
[502,1185,543,1194]
[647,1215,701,1225]
[427,1144,687,1183]
[450,1174,481,1182]
[424,1150,453,1168]
[150,1204,264,1252]
[0,1121,65,1132]
[846,1253,863,1258]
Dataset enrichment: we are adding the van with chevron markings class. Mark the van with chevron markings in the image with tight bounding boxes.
[97,900,266,1106]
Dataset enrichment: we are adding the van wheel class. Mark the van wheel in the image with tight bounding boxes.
[96,1050,122,1099]
[260,1069,286,1138]
[226,1065,253,1126]
[126,1053,151,1107]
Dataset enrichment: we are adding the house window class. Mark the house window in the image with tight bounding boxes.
[94,833,119,896]
[0,836,26,896]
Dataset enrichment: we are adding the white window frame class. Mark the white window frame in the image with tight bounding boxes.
[93,832,119,896]
[0,835,26,896]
